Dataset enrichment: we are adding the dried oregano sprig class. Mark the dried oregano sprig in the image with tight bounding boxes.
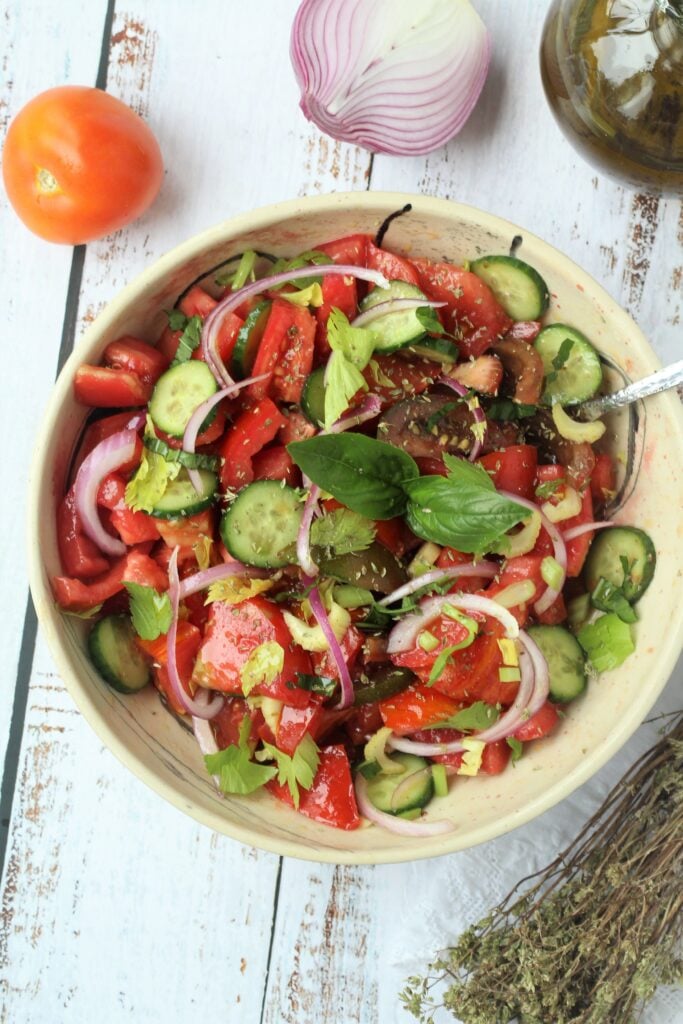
[401,714,683,1024]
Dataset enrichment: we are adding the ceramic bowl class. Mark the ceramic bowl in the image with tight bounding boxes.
[28,192,683,864]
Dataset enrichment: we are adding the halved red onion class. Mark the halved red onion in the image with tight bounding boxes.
[167,548,223,720]
[74,428,140,557]
[388,627,546,757]
[297,484,321,578]
[202,264,389,388]
[355,774,455,836]
[387,591,519,655]
[377,561,498,608]
[182,373,269,492]
[351,298,445,329]
[178,560,269,601]
[498,490,568,615]
[306,582,354,710]
[440,374,487,461]
[563,520,614,542]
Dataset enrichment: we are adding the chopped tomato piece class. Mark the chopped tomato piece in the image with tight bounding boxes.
[358,353,436,409]
[590,453,616,507]
[138,620,202,716]
[366,241,421,286]
[478,444,538,501]
[251,445,299,486]
[97,473,161,545]
[219,398,286,492]
[193,310,244,367]
[535,465,594,576]
[412,258,512,358]
[448,355,503,395]
[513,700,560,741]
[344,702,384,746]
[277,408,316,445]
[311,626,364,683]
[178,285,217,319]
[378,683,461,735]
[152,509,214,555]
[74,365,152,407]
[276,703,325,756]
[267,744,360,830]
[72,412,144,479]
[211,697,259,749]
[103,336,169,386]
[248,299,315,404]
[373,516,416,558]
[431,738,511,775]
[316,233,370,267]
[435,547,491,594]
[53,549,168,612]
[57,488,110,579]
[192,597,312,706]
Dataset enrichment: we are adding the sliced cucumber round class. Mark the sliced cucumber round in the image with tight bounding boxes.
[220,480,302,568]
[534,324,603,405]
[471,255,550,320]
[144,436,218,471]
[230,299,272,378]
[359,280,434,353]
[88,615,151,694]
[583,526,656,603]
[149,361,218,437]
[527,624,587,703]
[151,468,217,519]
[364,752,433,815]
[301,366,326,427]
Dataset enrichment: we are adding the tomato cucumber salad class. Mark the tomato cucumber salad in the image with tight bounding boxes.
[54,221,655,835]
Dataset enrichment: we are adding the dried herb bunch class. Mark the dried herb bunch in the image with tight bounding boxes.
[402,714,683,1024]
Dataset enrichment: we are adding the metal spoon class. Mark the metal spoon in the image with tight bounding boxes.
[579,359,683,421]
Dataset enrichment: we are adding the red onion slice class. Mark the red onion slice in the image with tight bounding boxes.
[387,592,519,656]
[440,374,487,461]
[329,393,382,432]
[167,548,223,720]
[178,560,269,601]
[297,484,321,578]
[351,298,445,329]
[355,774,454,836]
[498,490,568,616]
[377,561,498,608]
[182,373,269,492]
[563,520,614,542]
[202,264,389,388]
[74,428,140,557]
[306,582,354,710]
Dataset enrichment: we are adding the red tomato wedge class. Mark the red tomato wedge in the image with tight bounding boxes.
[267,744,360,830]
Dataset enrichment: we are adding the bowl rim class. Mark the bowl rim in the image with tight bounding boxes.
[27,190,683,864]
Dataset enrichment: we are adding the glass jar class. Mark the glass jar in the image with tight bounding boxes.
[540,0,683,191]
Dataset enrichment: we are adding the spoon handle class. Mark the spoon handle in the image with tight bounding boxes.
[580,359,683,420]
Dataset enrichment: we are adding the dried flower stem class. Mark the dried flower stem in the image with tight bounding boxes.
[402,714,683,1024]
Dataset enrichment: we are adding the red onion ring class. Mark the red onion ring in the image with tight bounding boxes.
[182,373,269,492]
[167,548,223,720]
[192,690,221,788]
[351,298,445,329]
[439,374,487,461]
[354,773,455,836]
[74,428,140,557]
[498,490,568,616]
[178,561,269,601]
[201,264,389,388]
[387,591,519,656]
[306,581,354,710]
[377,561,498,608]
[563,520,614,542]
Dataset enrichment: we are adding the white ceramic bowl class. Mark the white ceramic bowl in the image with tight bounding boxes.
[28,192,683,864]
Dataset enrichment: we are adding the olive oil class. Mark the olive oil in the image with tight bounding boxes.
[540,0,683,190]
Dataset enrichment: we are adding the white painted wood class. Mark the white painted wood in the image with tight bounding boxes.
[1,1,681,1023]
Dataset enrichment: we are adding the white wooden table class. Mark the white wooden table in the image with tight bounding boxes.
[1,2,681,1022]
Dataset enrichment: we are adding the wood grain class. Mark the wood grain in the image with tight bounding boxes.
[1,1,681,1023]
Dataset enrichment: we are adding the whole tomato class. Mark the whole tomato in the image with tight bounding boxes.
[2,86,163,244]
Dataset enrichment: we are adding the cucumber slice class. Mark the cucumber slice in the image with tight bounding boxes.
[364,752,433,815]
[151,468,217,519]
[230,299,272,378]
[359,280,434,353]
[353,664,415,706]
[527,624,587,703]
[144,436,218,471]
[149,361,218,437]
[318,541,408,595]
[534,324,603,405]
[88,615,151,694]
[408,337,459,363]
[220,480,302,568]
[471,255,550,320]
[301,366,326,427]
[583,526,656,603]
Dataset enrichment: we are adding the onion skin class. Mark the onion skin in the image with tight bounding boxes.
[290,0,491,156]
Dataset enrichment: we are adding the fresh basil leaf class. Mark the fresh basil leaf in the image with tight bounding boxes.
[577,613,635,672]
[430,701,501,732]
[427,625,478,685]
[288,433,419,520]
[288,673,338,698]
[171,314,203,365]
[404,474,530,553]
[590,577,637,624]
[442,453,495,490]
[487,399,538,421]
[124,582,172,641]
[415,306,444,335]
[165,309,188,331]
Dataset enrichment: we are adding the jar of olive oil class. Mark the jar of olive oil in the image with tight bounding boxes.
[540,0,683,190]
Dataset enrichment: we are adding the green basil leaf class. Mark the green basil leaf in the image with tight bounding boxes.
[442,453,495,491]
[288,433,419,520]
